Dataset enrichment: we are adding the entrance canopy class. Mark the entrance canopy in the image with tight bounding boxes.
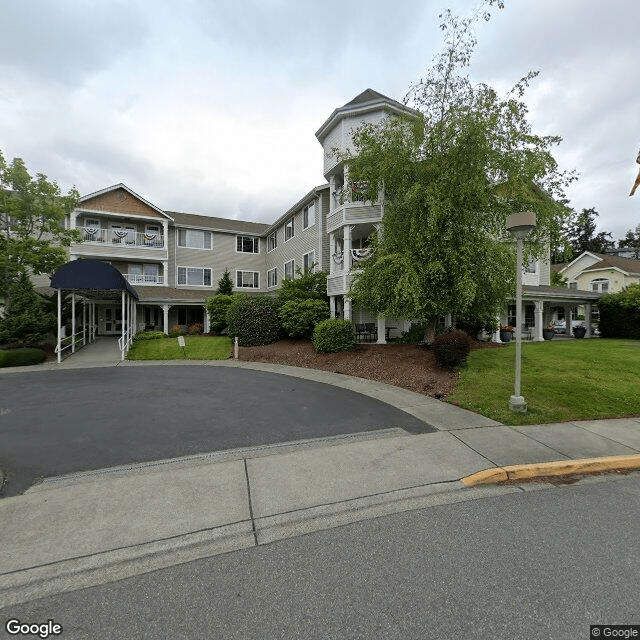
[51,259,139,300]
[51,259,138,362]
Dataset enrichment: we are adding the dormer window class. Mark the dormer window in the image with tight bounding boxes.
[591,278,609,293]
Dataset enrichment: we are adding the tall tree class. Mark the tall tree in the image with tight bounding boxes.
[564,207,615,256]
[618,223,640,251]
[0,152,80,313]
[343,2,575,339]
[216,267,233,295]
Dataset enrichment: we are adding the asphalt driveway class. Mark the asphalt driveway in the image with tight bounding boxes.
[0,366,432,497]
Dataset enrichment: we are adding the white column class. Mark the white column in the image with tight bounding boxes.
[329,296,336,319]
[344,225,353,272]
[376,315,386,344]
[121,290,126,361]
[534,300,544,341]
[564,304,572,336]
[344,297,352,321]
[329,233,335,275]
[585,302,592,337]
[82,298,87,346]
[57,289,62,363]
[71,292,76,353]
[329,175,337,213]
[161,221,168,248]
[204,307,210,333]
[69,210,77,229]
[163,261,169,286]
[163,304,170,334]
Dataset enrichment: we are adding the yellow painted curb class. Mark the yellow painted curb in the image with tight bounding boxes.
[461,454,640,487]
[461,467,508,486]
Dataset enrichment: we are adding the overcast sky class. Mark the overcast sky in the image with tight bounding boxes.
[1,0,639,240]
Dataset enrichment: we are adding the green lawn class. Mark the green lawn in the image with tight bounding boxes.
[126,336,233,360]
[449,339,640,425]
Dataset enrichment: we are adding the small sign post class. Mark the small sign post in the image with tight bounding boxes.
[234,336,238,360]
[177,335,186,358]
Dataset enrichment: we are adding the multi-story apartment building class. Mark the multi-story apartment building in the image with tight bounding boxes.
[43,88,600,348]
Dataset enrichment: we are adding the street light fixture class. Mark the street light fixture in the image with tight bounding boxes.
[506,211,536,413]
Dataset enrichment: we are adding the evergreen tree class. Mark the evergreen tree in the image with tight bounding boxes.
[0,271,56,345]
[217,268,233,295]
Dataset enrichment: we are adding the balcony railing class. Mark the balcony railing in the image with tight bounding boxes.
[78,227,164,248]
[124,273,165,285]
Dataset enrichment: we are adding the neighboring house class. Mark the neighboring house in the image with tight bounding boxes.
[32,88,601,347]
[560,251,640,294]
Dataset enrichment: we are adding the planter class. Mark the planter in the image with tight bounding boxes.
[500,330,513,343]
[543,329,555,340]
[573,326,587,339]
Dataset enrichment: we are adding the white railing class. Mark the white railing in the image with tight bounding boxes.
[54,328,89,356]
[78,227,164,248]
[124,273,165,285]
[118,327,134,353]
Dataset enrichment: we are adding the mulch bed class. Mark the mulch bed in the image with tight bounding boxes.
[238,339,502,399]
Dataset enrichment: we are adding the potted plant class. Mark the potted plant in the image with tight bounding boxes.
[499,324,514,343]
[573,325,587,339]
[543,323,555,340]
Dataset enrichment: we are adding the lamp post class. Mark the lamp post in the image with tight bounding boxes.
[506,212,536,413]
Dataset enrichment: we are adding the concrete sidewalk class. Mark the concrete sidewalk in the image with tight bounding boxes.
[2,413,640,607]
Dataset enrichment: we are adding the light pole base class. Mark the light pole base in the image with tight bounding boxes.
[508,395,528,413]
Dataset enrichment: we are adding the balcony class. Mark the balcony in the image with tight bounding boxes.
[124,274,165,286]
[78,227,164,248]
[326,202,382,233]
[71,227,168,261]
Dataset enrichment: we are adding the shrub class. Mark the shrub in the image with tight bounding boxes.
[279,299,330,339]
[277,268,329,303]
[217,268,233,295]
[598,284,640,339]
[187,322,204,335]
[455,316,497,338]
[396,322,427,344]
[205,294,236,333]
[168,325,184,338]
[134,331,167,341]
[227,295,281,346]
[0,348,46,367]
[312,319,355,353]
[432,329,473,369]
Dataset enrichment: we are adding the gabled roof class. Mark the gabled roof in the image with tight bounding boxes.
[581,253,640,275]
[79,183,173,221]
[315,88,420,144]
[167,211,270,235]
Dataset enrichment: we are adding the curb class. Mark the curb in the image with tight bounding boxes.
[461,454,640,487]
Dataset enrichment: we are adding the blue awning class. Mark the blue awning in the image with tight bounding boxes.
[50,259,139,299]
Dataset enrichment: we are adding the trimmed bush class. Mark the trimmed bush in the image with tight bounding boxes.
[312,319,355,353]
[598,284,640,339]
[227,295,281,346]
[187,322,204,335]
[396,322,427,344]
[279,299,330,339]
[432,329,473,369]
[168,325,184,338]
[205,294,236,333]
[0,348,46,367]
[134,331,167,341]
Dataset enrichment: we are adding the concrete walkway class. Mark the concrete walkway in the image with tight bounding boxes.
[1,349,640,607]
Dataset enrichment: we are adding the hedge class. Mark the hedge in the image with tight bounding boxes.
[312,319,355,353]
[279,299,330,339]
[227,295,281,346]
[598,284,640,339]
[432,329,473,369]
[0,348,46,368]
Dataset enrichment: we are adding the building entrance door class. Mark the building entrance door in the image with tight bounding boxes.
[101,307,123,335]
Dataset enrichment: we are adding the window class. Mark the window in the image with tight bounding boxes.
[569,282,578,289]
[284,217,294,241]
[177,267,212,286]
[84,218,100,229]
[178,228,212,249]
[525,258,537,274]
[267,267,278,288]
[303,201,315,229]
[284,260,295,280]
[267,231,277,252]
[236,271,259,288]
[237,235,259,253]
[303,251,316,272]
[591,278,609,293]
